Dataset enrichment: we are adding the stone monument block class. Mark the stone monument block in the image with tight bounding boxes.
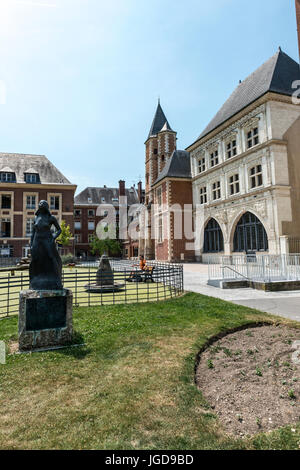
[18,289,73,352]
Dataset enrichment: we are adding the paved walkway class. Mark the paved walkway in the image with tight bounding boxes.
[183,264,300,322]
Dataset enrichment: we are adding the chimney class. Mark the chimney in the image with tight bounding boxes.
[119,180,125,197]
[138,181,143,203]
[296,0,300,61]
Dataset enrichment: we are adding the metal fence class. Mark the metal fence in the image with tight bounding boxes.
[288,238,300,254]
[208,254,300,282]
[0,257,21,268]
[0,261,184,318]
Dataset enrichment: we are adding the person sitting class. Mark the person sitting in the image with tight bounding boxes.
[127,255,146,282]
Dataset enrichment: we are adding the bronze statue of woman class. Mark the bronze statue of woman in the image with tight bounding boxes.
[29,200,63,290]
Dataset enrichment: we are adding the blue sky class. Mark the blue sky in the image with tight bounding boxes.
[0,0,299,194]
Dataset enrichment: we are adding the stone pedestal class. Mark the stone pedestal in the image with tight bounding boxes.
[18,289,73,352]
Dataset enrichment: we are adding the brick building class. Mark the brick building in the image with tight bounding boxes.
[152,150,193,262]
[0,153,76,258]
[74,181,144,258]
[139,101,194,262]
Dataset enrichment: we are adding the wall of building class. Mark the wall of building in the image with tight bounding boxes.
[190,97,300,259]
[0,185,75,258]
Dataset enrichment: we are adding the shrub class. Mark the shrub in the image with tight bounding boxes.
[61,254,75,265]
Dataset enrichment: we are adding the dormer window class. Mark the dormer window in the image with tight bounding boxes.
[25,173,39,184]
[101,197,106,203]
[0,172,16,183]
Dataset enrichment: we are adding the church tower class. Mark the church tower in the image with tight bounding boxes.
[145,101,177,206]
[143,101,177,258]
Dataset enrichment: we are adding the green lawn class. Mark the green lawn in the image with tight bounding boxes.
[0,292,299,450]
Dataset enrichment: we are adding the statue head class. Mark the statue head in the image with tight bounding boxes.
[36,200,51,216]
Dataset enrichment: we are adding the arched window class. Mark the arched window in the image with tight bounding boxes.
[233,212,268,253]
[203,219,224,253]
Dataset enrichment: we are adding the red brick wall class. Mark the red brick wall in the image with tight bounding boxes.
[169,180,194,262]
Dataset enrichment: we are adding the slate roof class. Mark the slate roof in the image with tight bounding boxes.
[153,150,191,185]
[0,152,72,185]
[193,49,300,143]
[148,102,174,138]
[75,186,140,206]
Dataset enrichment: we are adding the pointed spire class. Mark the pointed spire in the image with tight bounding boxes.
[147,101,174,139]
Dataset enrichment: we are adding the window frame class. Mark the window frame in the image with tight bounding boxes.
[246,126,259,149]
[199,186,207,205]
[209,149,219,168]
[198,157,206,174]
[229,173,240,196]
[212,180,221,201]
[249,164,263,189]
[226,139,237,159]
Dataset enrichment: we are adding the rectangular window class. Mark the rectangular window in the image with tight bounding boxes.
[88,234,94,243]
[50,196,60,210]
[74,221,81,230]
[1,195,11,209]
[88,221,95,231]
[157,187,162,208]
[26,195,36,210]
[229,174,240,195]
[250,165,263,189]
[212,181,221,200]
[199,186,207,205]
[88,209,95,217]
[74,234,81,243]
[198,158,206,174]
[158,216,163,243]
[247,127,259,149]
[74,209,81,217]
[26,219,34,237]
[0,218,11,238]
[210,149,219,167]
[227,139,237,159]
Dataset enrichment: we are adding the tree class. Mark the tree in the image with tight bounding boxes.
[89,233,121,257]
[56,220,73,249]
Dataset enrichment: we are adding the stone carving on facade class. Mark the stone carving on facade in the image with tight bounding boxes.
[254,200,267,220]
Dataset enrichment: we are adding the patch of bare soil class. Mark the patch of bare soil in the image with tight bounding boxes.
[8,342,19,354]
[196,325,300,437]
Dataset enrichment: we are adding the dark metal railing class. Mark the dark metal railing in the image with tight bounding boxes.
[0,262,184,318]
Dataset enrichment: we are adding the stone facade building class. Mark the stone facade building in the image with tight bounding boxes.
[0,152,76,258]
[142,3,300,262]
[187,49,300,261]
